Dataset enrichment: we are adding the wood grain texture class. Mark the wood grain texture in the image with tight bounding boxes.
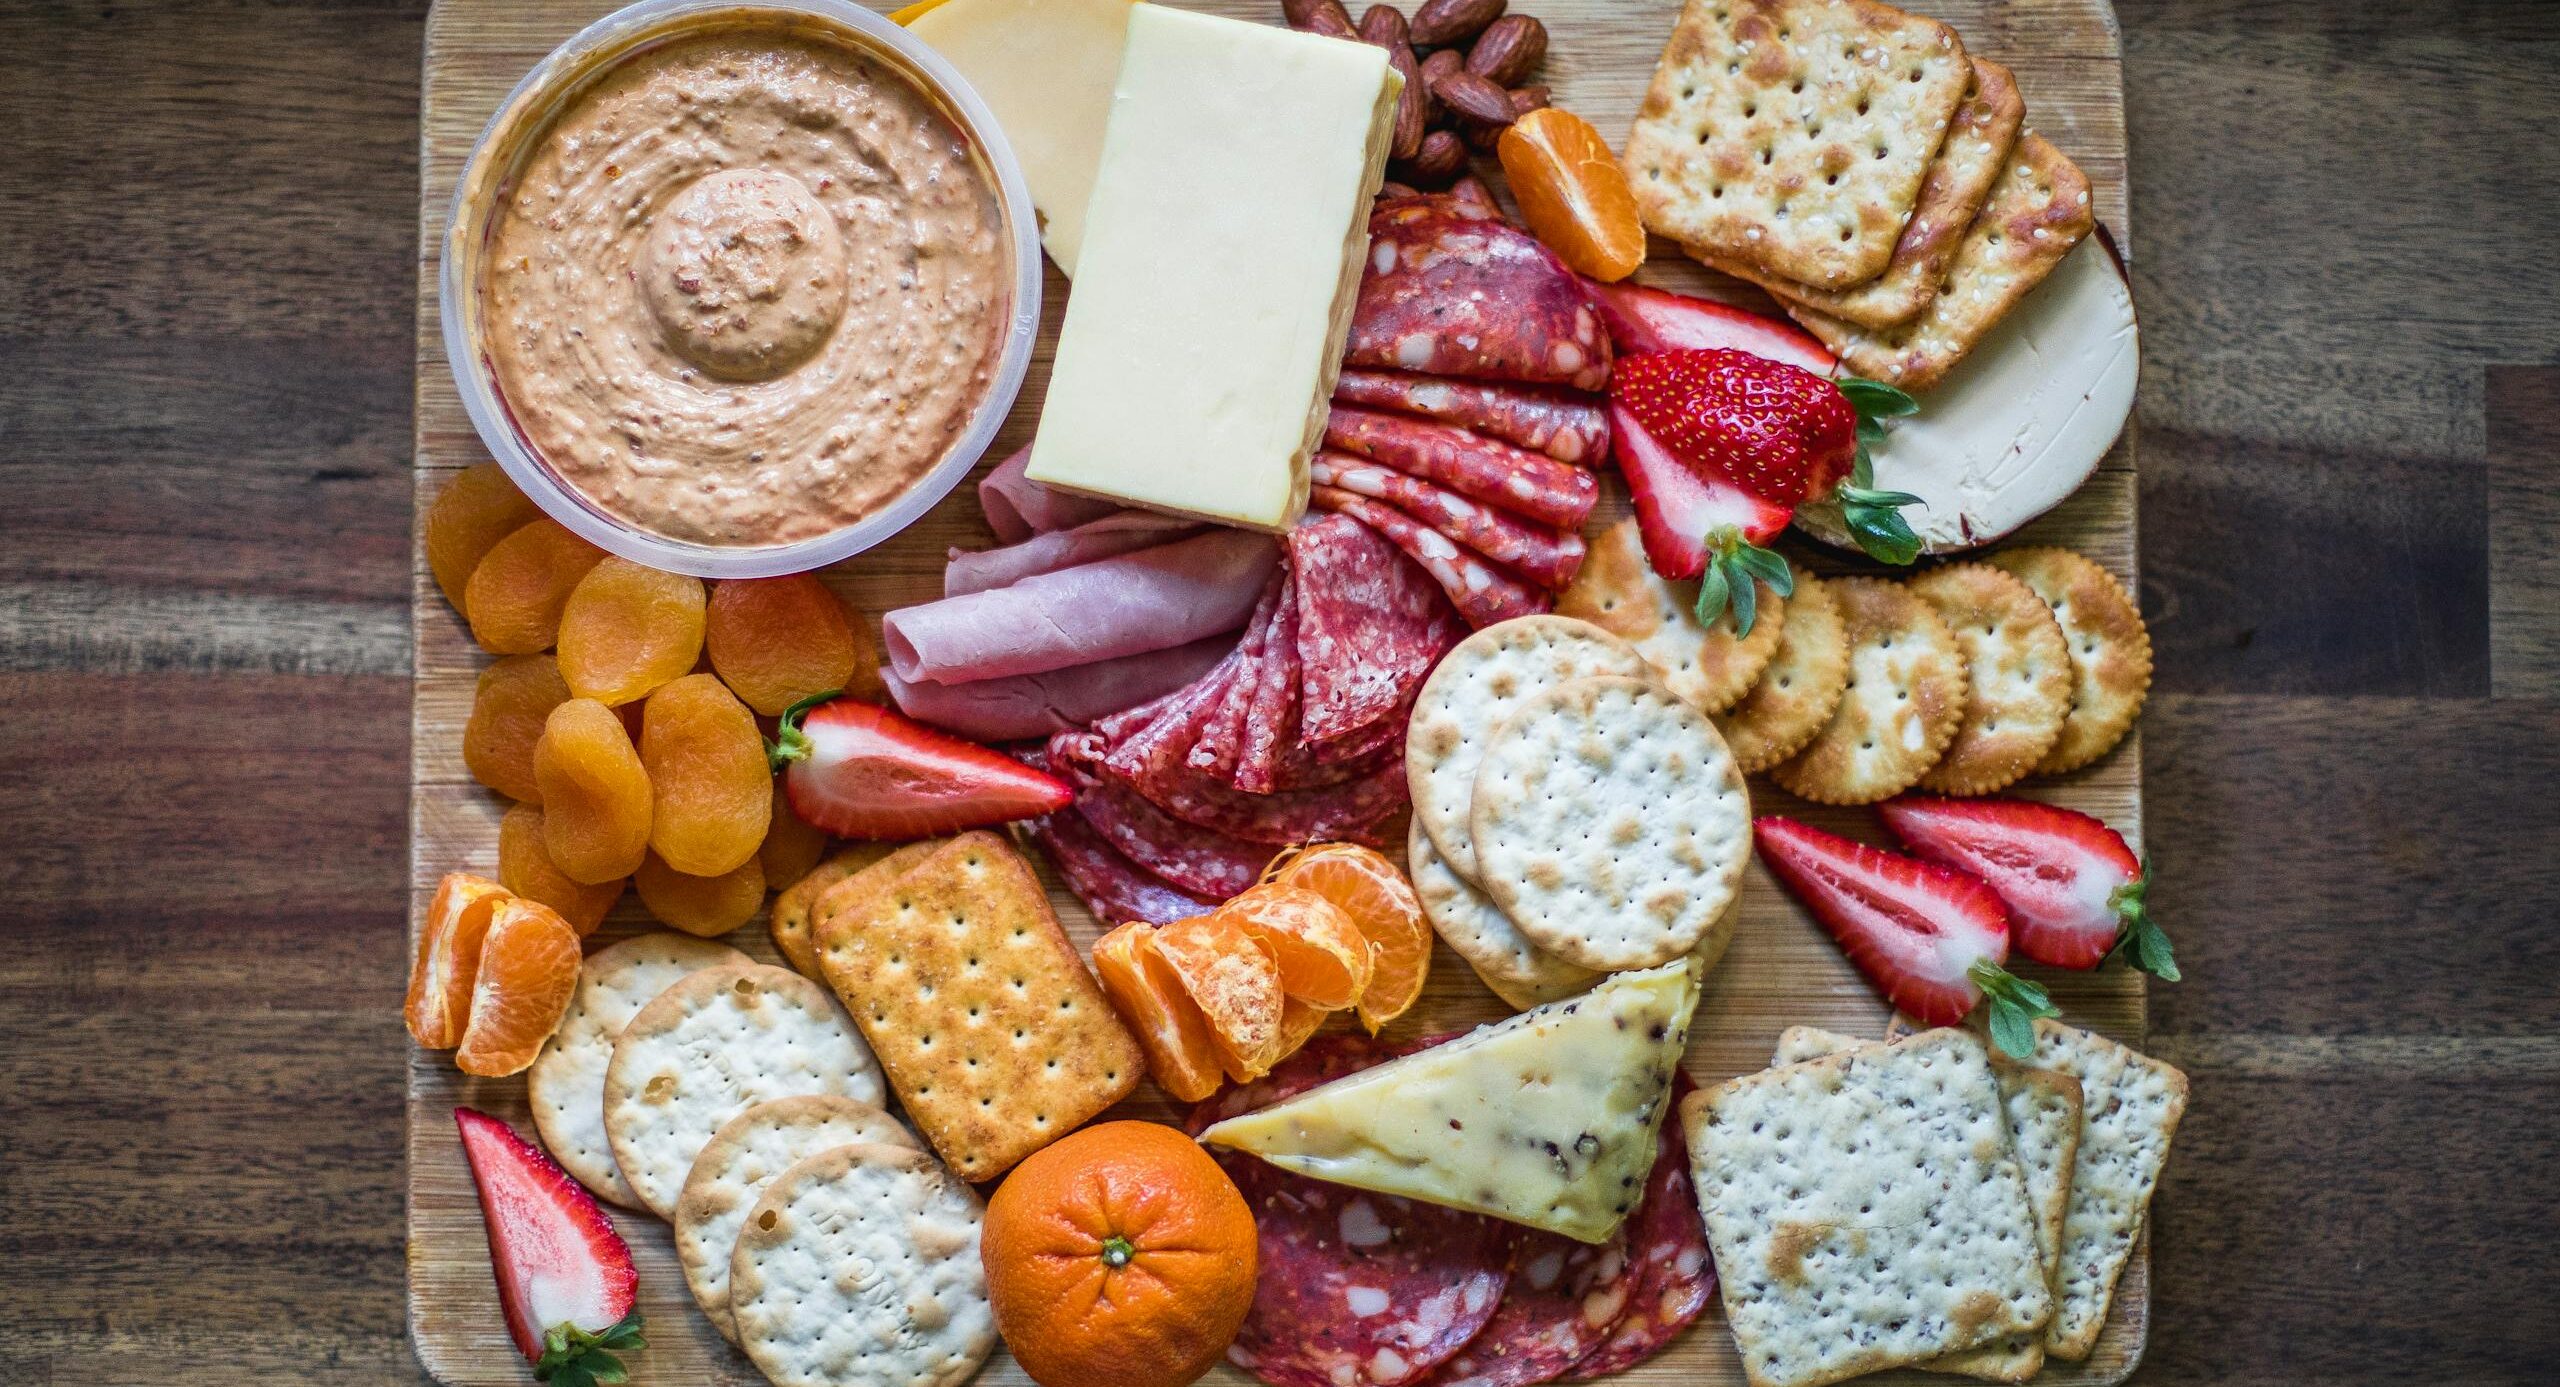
[405,3,2143,1385]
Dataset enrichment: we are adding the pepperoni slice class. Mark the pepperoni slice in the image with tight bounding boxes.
[1311,489,1551,630]
[1332,370,1611,466]
[1346,203,1611,391]
[1561,1074,1715,1379]
[1325,405,1599,532]
[1311,452,1587,591]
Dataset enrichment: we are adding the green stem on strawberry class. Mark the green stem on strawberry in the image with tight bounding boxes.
[1967,959,2062,1060]
[1693,527,1796,638]
[1838,377,1926,566]
[766,689,844,772]
[536,1310,645,1387]
[2098,868,2180,982]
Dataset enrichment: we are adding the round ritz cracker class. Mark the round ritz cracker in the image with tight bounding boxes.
[1909,562,2073,795]
[1469,675,1752,973]
[602,961,887,1219]
[528,932,749,1208]
[1556,516,1786,714]
[676,1095,918,1343]
[1714,566,1851,776]
[730,1141,996,1387]
[1771,577,1969,806]
[1988,547,2152,775]
[1408,615,1650,882]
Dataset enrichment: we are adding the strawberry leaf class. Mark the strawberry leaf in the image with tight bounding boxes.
[1967,960,2061,1059]
[1842,486,1924,566]
[1730,566,1758,636]
[1693,528,1789,638]
[2100,871,2180,982]
[536,1311,644,1387]
[765,689,842,771]
[1838,376,1920,419]
[1730,544,1796,595]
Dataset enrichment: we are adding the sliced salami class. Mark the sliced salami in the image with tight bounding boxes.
[1015,764,1216,927]
[1325,405,1599,532]
[1191,576,1284,777]
[1066,761,1272,900]
[1235,572,1303,795]
[1311,452,1588,591]
[1101,653,1238,785]
[1346,203,1611,391]
[1289,514,1466,746]
[1562,1074,1715,1380]
[1333,370,1610,465]
[1053,729,1404,848]
[1416,1228,1637,1387]
[1312,489,1552,630]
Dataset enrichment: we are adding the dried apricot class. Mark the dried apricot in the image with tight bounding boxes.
[1498,108,1647,283]
[639,673,772,876]
[464,519,607,655]
[405,872,509,1049]
[461,654,571,803]
[1092,922,1225,1103]
[532,698,653,884]
[634,851,765,938]
[455,896,582,1077]
[1218,884,1374,1011]
[704,575,882,715]
[758,778,830,892]
[556,557,706,705]
[425,463,541,616]
[497,801,624,935]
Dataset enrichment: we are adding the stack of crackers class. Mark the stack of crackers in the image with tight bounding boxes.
[1684,1022,2186,1387]
[1624,0,2097,390]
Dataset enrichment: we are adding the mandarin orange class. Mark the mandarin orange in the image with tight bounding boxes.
[1092,923,1225,1103]
[1219,884,1371,1010]
[1498,108,1647,282]
[1266,843,1430,1032]
[454,896,582,1077]
[404,873,510,1049]
[1153,911,1285,1081]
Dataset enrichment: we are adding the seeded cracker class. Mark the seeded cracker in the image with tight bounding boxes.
[1770,577,1966,805]
[1624,0,1973,290]
[1987,547,2152,775]
[1909,563,2072,795]
[2015,1019,2187,1360]
[676,1095,917,1341]
[1558,517,1787,714]
[1716,565,1849,775]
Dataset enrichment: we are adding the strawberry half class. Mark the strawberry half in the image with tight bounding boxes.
[1582,278,1840,376]
[1611,397,1794,636]
[770,693,1074,839]
[1879,795,2178,980]
[453,1108,643,1385]
[1754,817,2060,1057]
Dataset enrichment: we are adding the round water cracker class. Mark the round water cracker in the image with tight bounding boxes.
[1715,566,1850,776]
[730,1141,995,1387]
[1410,816,1597,1007]
[1557,517,1786,715]
[1987,548,2152,775]
[1469,676,1751,973]
[603,962,885,1219]
[1770,578,1968,806]
[676,1095,918,1343]
[1910,563,2073,795]
[529,932,749,1208]
[1408,616,1649,882]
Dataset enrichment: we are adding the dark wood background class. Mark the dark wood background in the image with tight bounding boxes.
[1,0,2555,1381]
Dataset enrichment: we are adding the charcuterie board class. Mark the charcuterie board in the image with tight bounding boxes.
[407,0,2145,1383]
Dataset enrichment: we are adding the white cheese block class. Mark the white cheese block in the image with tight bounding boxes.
[1199,959,1701,1244]
[905,0,1135,276]
[1025,5,1400,531]
[1796,235,2139,554]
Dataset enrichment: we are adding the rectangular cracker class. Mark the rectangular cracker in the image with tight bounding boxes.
[1685,1028,2052,1387]
[2016,1019,2188,1360]
[814,831,1144,1180]
[1789,131,2096,390]
[1696,58,2023,328]
[1624,0,1973,290]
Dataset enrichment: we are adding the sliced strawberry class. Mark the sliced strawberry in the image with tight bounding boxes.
[771,693,1073,839]
[1879,795,2177,980]
[1615,349,1861,505]
[1583,278,1838,376]
[1754,817,2059,1057]
[453,1107,643,1381]
[1611,398,1794,635]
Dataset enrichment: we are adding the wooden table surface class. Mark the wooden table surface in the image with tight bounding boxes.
[1,0,2555,1382]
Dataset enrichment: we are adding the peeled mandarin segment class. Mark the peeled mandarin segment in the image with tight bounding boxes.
[424,462,541,616]
[1269,844,1432,1033]
[454,896,583,1077]
[1092,923,1226,1104]
[464,519,608,655]
[532,698,654,884]
[496,801,624,936]
[638,673,772,877]
[1498,107,1647,283]
[704,575,871,716]
[1220,884,1372,1011]
[757,778,830,892]
[632,850,765,938]
[405,873,511,1048]
[1274,996,1328,1059]
[1153,912,1285,1081]
[555,557,707,706]
[461,654,572,804]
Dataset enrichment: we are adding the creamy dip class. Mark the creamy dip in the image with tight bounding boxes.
[483,26,1010,546]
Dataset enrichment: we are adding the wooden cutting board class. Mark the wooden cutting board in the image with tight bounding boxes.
[408,2,2145,1382]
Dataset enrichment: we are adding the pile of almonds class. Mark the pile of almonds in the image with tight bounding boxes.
[1282,0,1550,187]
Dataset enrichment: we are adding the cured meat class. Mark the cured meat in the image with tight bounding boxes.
[881,633,1235,743]
[1021,801,1217,926]
[1288,514,1467,747]
[1053,729,1404,848]
[945,511,1201,597]
[1561,1075,1714,1380]
[1102,654,1240,786]
[1326,405,1598,532]
[1312,489,1551,630]
[977,445,1120,543]
[1311,452,1588,590]
[1066,760,1273,900]
[1443,177,1504,223]
[1346,202,1611,392]
[1235,573,1303,796]
[1190,577,1284,779]
[884,529,1280,685]
[1332,369,1610,465]
[1417,1228,1636,1387]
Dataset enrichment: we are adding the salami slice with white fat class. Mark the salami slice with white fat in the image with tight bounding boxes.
[1236,572,1304,795]
[1311,453,1587,591]
[1325,406,1598,532]
[1191,575,1285,778]
[1346,203,1611,391]
[1016,755,1216,926]
[1312,489,1551,630]
[1100,653,1238,785]
[1417,1230,1636,1387]
[1333,370,1610,466]
[1065,758,1271,900]
[1561,1074,1715,1380]
[1053,729,1403,848]
[1289,514,1467,746]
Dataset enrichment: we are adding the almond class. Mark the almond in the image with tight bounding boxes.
[1410,0,1504,48]
[1400,129,1468,186]
[1280,0,1333,24]
[1464,14,1546,86]
[1359,3,1409,47]
[1431,67,1517,127]
[1509,83,1550,116]
[1386,43,1427,161]
[1290,0,1358,38]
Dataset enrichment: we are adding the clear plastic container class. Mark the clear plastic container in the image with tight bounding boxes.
[439,0,1042,578]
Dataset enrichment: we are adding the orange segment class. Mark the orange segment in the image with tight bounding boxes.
[1092,923,1225,1103]
[1220,885,1373,1011]
[1153,911,1285,1081]
[404,873,510,1049]
[1499,107,1647,283]
[1275,996,1330,1057]
[455,897,583,1077]
[1268,844,1431,1033]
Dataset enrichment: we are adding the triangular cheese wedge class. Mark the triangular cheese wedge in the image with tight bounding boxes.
[1200,960,1701,1243]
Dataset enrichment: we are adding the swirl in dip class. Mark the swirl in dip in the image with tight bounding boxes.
[482,25,1009,546]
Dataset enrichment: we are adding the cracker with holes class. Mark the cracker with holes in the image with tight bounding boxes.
[768,839,944,978]
[2014,1019,2187,1360]
[530,933,751,1208]
[1625,0,1974,290]
[677,1095,918,1342]
[601,962,886,1219]
[1716,566,1850,775]
[1684,1028,2052,1387]
[1910,563,2073,796]
[1698,57,2024,329]
[1469,675,1752,972]
[1987,547,2152,775]
[1558,517,1787,715]
[1771,577,1967,804]
[1791,132,2096,390]
[730,1141,995,1387]
[815,831,1143,1180]
[1411,817,1599,1010]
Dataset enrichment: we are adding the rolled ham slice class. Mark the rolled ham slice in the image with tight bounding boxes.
[881,634,1236,743]
[977,445,1122,543]
[945,511,1203,598]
